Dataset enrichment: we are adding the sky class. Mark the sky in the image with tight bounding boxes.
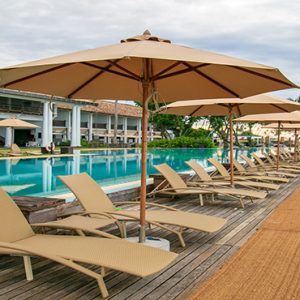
[0,0,299,101]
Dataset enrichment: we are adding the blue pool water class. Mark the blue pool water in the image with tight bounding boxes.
[0,147,261,196]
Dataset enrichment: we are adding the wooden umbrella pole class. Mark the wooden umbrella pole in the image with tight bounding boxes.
[139,58,150,243]
[229,107,234,186]
[294,128,298,162]
[276,121,281,171]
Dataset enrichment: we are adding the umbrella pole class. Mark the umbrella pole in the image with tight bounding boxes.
[276,121,281,171]
[294,129,297,162]
[139,78,150,243]
[229,107,234,186]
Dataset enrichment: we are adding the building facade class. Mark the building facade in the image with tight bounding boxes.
[0,89,161,147]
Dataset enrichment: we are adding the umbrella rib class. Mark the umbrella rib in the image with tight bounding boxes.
[67,70,108,98]
[231,66,296,87]
[189,105,204,116]
[81,62,139,81]
[106,60,140,80]
[3,64,72,87]
[151,61,183,81]
[182,62,240,97]
[270,104,290,112]
[68,60,122,98]
[153,63,209,81]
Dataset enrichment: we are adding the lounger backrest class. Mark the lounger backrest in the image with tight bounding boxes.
[58,173,115,213]
[232,159,245,172]
[252,154,265,166]
[263,153,274,165]
[0,187,34,242]
[207,158,229,177]
[11,143,21,154]
[270,152,277,161]
[154,164,187,190]
[240,154,257,168]
[185,160,212,181]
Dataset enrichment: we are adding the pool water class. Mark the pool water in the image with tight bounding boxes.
[0,147,261,196]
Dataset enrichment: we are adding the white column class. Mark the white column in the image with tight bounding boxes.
[71,106,77,147]
[42,102,49,147]
[137,118,142,144]
[123,117,128,144]
[76,106,81,147]
[48,103,53,144]
[88,113,93,141]
[107,115,111,144]
[150,123,154,141]
[5,127,12,148]
[66,110,71,141]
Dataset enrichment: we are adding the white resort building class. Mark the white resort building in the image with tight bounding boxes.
[0,89,161,148]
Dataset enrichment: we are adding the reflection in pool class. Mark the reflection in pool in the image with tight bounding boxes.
[0,147,261,196]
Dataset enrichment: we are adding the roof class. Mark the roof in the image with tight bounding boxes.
[59,100,142,118]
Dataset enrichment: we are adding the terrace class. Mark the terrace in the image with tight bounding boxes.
[0,176,299,299]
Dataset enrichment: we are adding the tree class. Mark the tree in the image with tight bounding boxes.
[207,116,242,148]
[135,102,200,138]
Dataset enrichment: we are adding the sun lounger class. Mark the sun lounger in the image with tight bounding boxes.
[8,143,23,156]
[240,154,296,178]
[0,187,177,298]
[209,157,289,183]
[268,151,300,169]
[185,160,279,192]
[57,173,227,247]
[231,158,289,183]
[154,163,266,209]
[252,153,300,174]
[8,143,41,156]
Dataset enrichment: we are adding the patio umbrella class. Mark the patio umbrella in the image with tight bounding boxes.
[159,95,300,184]
[0,117,38,147]
[264,122,300,161]
[0,30,297,242]
[235,111,300,170]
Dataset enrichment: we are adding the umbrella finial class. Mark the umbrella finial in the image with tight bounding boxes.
[121,31,171,43]
[143,29,151,36]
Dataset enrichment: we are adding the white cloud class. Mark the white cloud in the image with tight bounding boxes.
[0,0,299,99]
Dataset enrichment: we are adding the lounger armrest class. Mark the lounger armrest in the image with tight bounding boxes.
[157,187,213,193]
[114,201,178,211]
[31,224,119,239]
[80,211,118,220]
[57,211,85,218]
[0,242,106,287]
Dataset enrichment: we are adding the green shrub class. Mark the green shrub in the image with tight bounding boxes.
[148,136,215,148]
[58,140,71,146]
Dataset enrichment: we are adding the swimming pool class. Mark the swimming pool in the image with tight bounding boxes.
[0,147,261,196]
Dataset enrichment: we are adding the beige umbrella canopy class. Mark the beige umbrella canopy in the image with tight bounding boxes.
[0,30,297,242]
[0,118,38,129]
[160,95,300,184]
[236,111,300,168]
[0,118,38,147]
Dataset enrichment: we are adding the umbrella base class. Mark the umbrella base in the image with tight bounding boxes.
[125,236,170,251]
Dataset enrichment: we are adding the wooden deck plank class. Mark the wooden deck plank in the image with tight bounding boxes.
[0,177,299,299]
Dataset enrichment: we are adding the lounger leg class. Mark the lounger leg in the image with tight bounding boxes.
[76,229,85,236]
[199,194,204,206]
[239,197,245,209]
[120,221,127,238]
[177,232,186,247]
[23,256,33,281]
[116,221,126,238]
[97,277,109,298]
[211,194,215,202]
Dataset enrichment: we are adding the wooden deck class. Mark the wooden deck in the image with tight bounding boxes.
[1,178,300,299]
